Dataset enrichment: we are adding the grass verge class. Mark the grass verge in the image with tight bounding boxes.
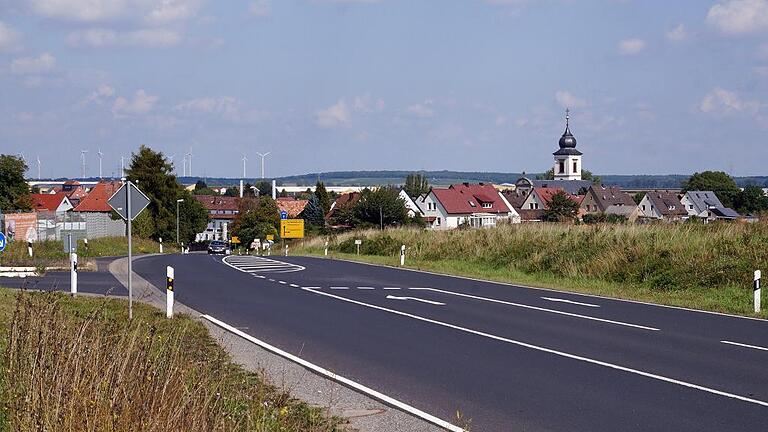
[294,223,768,319]
[0,288,343,432]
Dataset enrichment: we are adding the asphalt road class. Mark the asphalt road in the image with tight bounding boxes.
[0,257,126,296]
[43,253,768,431]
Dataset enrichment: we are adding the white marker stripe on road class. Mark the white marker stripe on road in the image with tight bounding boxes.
[409,288,657,331]
[358,286,375,290]
[201,314,464,432]
[304,286,321,290]
[278,281,287,285]
[541,297,600,308]
[386,295,445,306]
[302,287,768,409]
[721,340,768,352]
[330,286,349,290]
[290,284,300,288]
[383,287,401,290]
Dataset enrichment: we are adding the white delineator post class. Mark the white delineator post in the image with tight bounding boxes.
[166,266,175,318]
[324,241,329,257]
[400,244,406,266]
[755,270,762,314]
[159,237,163,254]
[27,241,33,258]
[70,252,78,296]
[284,244,289,256]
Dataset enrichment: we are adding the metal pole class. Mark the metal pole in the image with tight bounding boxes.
[176,200,180,245]
[127,181,133,320]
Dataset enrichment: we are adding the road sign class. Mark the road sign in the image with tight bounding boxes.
[266,234,274,241]
[108,182,151,221]
[0,232,5,252]
[354,239,362,245]
[280,210,288,220]
[231,236,241,244]
[280,219,304,239]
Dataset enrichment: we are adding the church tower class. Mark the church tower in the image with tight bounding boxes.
[553,109,582,181]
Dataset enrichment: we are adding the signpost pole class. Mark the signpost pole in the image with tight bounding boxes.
[755,270,762,314]
[400,244,406,266]
[127,180,133,320]
[166,266,174,318]
[324,240,328,257]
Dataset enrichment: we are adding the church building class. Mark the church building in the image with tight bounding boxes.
[553,109,582,181]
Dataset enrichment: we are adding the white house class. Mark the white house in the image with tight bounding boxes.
[417,183,520,230]
[637,191,688,221]
[680,191,740,221]
[398,189,424,218]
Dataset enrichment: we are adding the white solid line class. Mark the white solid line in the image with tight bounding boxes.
[304,286,321,290]
[290,284,300,288]
[320,256,768,323]
[721,340,768,352]
[357,286,375,290]
[302,287,768,409]
[386,295,446,306]
[541,297,600,308]
[409,288,657,331]
[330,286,349,290]
[383,287,401,290]
[200,314,464,432]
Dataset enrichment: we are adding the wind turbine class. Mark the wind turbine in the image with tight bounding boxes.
[242,154,248,178]
[182,155,187,177]
[120,155,125,177]
[36,156,41,180]
[186,148,193,177]
[97,148,104,178]
[168,154,175,173]
[257,151,270,179]
[80,150,89,179]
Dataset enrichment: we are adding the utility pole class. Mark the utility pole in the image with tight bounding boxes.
[257,152,270,179]
[80,150,88,178]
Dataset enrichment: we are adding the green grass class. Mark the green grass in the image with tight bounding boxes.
[0,236,178,270]
[0,288,343,432]
[295,222,768,318]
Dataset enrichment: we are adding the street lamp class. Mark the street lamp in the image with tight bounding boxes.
[176,199,184,245]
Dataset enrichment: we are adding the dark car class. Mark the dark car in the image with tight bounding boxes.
[207,240,231,255]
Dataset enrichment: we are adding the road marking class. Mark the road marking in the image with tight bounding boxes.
[222,255,305,273]
[330,286,349,290]
[383,287,401,290]
[302,287,768,409]
[304,286,321,290]
[409,288,657,331]
[289,284,300,288]
[268,279,275,282]
[386,295,445,306]
[201,314,464,432]
[278,281,287,285]
[357,286,375,290]
[721,340,768,352]
[541,297,600,308]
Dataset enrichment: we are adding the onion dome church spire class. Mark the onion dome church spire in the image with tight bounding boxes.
[552,108,583,180]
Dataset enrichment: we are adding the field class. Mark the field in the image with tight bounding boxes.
[0,289,342,432]
[0,237,177,270]
[294,221,768,318]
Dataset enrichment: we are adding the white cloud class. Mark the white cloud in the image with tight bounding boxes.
[86,84,115,103]
[353,93,385,113]
[666,23,689,42]
[112,89,158,116]
[707,0,768,35]
[174,96,267,123]
[406,100,435,118]
[555,90,587,109]
[68,28,181,47]
[249,0,270,17]
[617,38,646,55]
[315,100,350,128]
[10,53,55,75]
[0,22,20,52]
[699,87,760,114]
[26,0,203,24]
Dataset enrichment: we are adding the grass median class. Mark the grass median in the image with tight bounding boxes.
[0,288,343,432]
[294,222,768,318]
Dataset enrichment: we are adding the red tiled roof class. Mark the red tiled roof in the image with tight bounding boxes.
[31,193,69,212]
[73,181,123,212]
[533,187,583,208]
[194,195,239,211]
[277,199,308,218]
[327,192,361,219]
[431,183,511,215]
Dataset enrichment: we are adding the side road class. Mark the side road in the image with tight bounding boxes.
[109,255,443,432]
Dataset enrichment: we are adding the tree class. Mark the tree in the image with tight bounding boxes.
[404,173,430,198]
[253,180,272,197]
[543,191,580,222]
[537,168,555,180]
[582,169,601,185]
[734,185,768,214]
[224,187,239,197]
[314,181,332,214]
[0,155,32,212]
[125,145,208,243]
[231,196,280,247]
[302,195,325,227]
[682,171,740,208]
[632,192,645,205]
[194,180,208,190]
[353,187,408,228]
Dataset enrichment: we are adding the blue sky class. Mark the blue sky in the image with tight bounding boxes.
[2,0,768,178]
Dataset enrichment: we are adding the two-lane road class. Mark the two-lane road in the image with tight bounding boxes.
[133,253,768,431]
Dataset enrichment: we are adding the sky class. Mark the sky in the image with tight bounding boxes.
[2,0,768,179]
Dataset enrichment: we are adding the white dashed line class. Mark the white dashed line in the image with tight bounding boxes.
[357,286,375,290]
[304,286,321,290]
[330,286,349,290]
[278,281,287,285]
[383,287,401,290]
[721,340,768,352]
[268,279,276,282]
[290,284,300,288]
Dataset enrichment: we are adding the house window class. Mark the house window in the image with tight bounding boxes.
[573,161,578,173]
[436,217,441,226]
[482,203,491,208]
[468,201,476,207]
[689,205,693,210]
[559,160,565,174]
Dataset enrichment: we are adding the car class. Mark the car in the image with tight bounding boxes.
[207,240,231,255]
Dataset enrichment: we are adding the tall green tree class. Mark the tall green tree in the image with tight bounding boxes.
[404,173,430,198]
[314,181,332,214]
[253,180,272,197]
[125,145,208,243]
[231,196,280,247]
[582,170,601,185]
[302,195,325,227]
[544,191,580,222]
[0,155,32,212]
[734,185,768,214]
[353,187,408,228]
[682,171,740,208]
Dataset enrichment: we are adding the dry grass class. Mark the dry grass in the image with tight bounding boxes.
[0,290,342,432]
[295,221,768,317]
